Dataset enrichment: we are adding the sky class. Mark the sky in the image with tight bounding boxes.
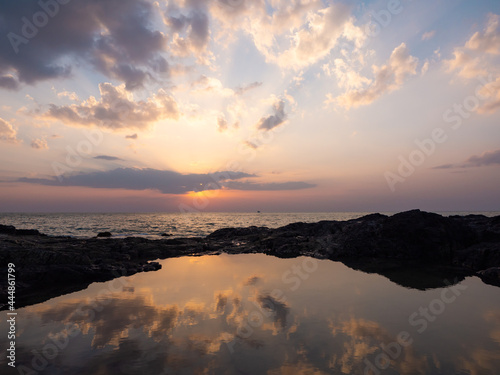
[0,0,499,213]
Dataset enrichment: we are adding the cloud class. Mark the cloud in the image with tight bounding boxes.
[333,43,418,109]
[421,30,436,41]
[45,83,180,131]
[445,13,500,78]
[244,140,258,149]
[465,13,500,54]
[209,1,363,70]
[191,75,234,97]
[466,149,500,166]
[224,180,316,191]
[17,167,315,194]
[125,133,138,140]
[0,118,19,143]
[477,75,500,113]
[278,4,353,68]
[57,91,79,101]
[0,75,19,90]
[256,100,287,131]
[327,58,371,90]
[235,81,263,95]
[445,14,500,113]
[433,149,500,169]
[30,138,48,150]
[0,0,167,90]
[217,115,228,132]
[94,155,125,161]
[163,4,211,61]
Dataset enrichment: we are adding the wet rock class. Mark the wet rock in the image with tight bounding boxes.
[477,267,500,287]
[97,232,112,238]
[0,210,499,310]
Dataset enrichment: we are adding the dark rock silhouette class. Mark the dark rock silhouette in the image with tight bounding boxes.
[1,210,499,309]
[97,231,112,238]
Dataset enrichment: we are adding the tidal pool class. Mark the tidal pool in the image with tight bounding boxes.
[2,254,500,375]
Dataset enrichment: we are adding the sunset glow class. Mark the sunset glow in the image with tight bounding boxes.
[1,0,499,212]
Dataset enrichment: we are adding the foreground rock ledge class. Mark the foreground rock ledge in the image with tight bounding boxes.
[1,210,499,309]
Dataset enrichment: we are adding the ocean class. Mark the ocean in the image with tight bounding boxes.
[0,211,498,238]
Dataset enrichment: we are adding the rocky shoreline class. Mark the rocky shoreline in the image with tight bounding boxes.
[1,210,499,309]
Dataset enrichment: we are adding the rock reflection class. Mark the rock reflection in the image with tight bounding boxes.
[1,254,500,375]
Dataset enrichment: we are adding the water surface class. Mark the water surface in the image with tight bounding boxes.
[1,254,500,374]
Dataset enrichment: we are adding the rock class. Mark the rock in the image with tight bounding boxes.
[97,232,112,238]
[0,210,499,310]
[477,267,500,287]
[161,233,172,237]
[0,224,44,236]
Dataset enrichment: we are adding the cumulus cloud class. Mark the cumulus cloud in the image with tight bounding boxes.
[445,14,500,77]
[45,83,180,131]
[278,4,354,68]
[256,100,287,131]
[445,14,500,113]
[333,43,418,109]
[0,118,19,143]
[433,149,500,169]
[0,0,167,90]
[18,167,315,194]
[327,58,372,90]
[209,0,363,69]
[163,3,211,61]
[465,14,500,54]
[30,138,48,150]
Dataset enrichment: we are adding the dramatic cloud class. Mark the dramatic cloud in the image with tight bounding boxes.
[256,100,287,131]
[30,138,48,150]
[0,75,19,90]
[433,149,500,169]
[18,167,315,194]
[94,155,125,161]
[163,3,211,61]
[45,83,180,131]
[0,0,167,90]
[0,118,19,143]
[333,43,418,109]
